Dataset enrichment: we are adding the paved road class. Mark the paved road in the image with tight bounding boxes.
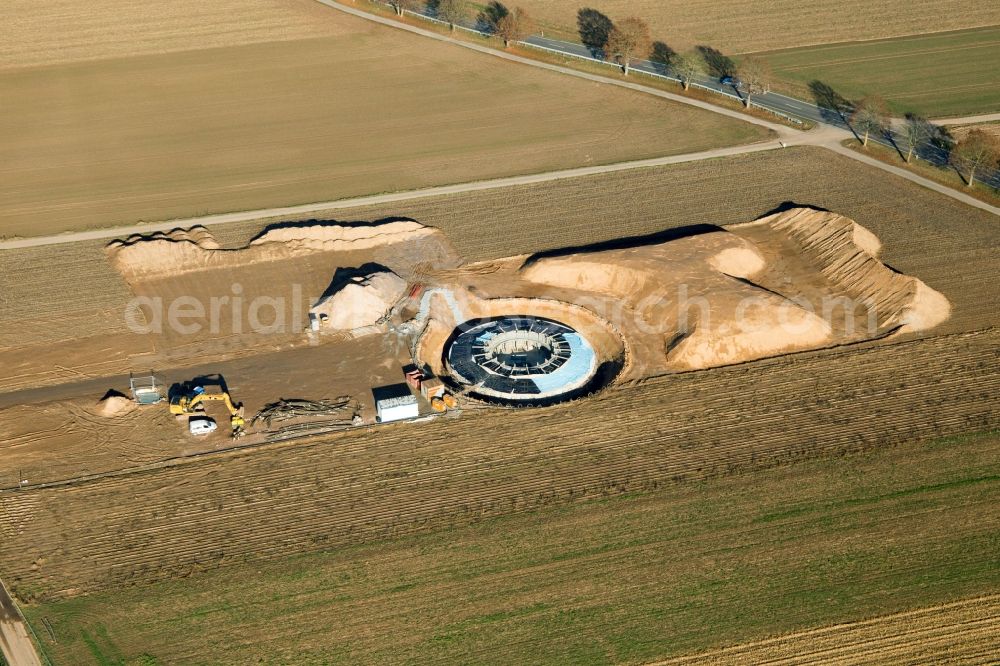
[525,35,828,124]
[522,37,1000,189]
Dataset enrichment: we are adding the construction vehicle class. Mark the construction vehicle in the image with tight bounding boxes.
[169,385,246,437]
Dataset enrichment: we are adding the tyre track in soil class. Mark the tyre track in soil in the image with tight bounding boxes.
[0,328,995,599]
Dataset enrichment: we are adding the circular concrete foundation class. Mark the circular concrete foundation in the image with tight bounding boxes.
[444,316,602,405]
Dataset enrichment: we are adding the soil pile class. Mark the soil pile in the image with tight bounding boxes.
[94,390,135,417]
[107,221,446,282]
[310,270,407,331]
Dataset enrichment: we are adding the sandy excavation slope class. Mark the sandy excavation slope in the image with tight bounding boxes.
[0,207,948,488]
[104,221,460,354]
[104,209,950,380]
[503,207,949,374]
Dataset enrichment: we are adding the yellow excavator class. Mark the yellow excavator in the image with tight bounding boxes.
[169,385,246,437]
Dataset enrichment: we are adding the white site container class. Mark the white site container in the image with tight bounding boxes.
[374,384,419,423]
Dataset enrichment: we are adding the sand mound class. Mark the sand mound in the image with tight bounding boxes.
[106,226,219,252]
[521,258,653,298]
[516,228,839,372]
[851,222,882,257]
[107,221,444,282]
[667,298,833,370]
[520,231,766,300]
[250,221,437,252]
[900,280,952,332]
[94,390,135,417]
[753,208,949,333]
[310,270,407,331]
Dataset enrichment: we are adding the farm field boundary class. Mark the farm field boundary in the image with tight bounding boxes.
[467,0,1000,54]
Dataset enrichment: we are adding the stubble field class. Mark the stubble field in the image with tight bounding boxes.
[1,0,348,69]
[493,0,1000,53]
[0,2,768,239]
[19,430,1000,664]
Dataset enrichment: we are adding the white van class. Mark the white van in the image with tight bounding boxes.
[188,416,218,436]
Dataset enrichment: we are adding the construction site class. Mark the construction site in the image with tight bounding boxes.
[0,143,997,663]
[2,0,998,660]
[0,205,955,488]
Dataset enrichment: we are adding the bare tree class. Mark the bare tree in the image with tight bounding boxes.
[850,95,889,147]
[950,129,1000,187]
[735,56,771,108]
[603,17,651,76]
[388,0,419,16]
[672,52,703,90]
[903,115,934,163]
[434,0,465,31]
[495,7,535,48]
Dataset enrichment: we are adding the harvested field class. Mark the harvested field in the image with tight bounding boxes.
[1,328,997,599]
[760,27,1000,117]
[0,7,767,238]
[2,0,348,69]
[17,430,1000,664]
[658,594,1000,665]
[492,0,1000,53]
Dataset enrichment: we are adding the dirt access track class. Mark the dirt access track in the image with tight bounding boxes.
[0,581,41,666]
